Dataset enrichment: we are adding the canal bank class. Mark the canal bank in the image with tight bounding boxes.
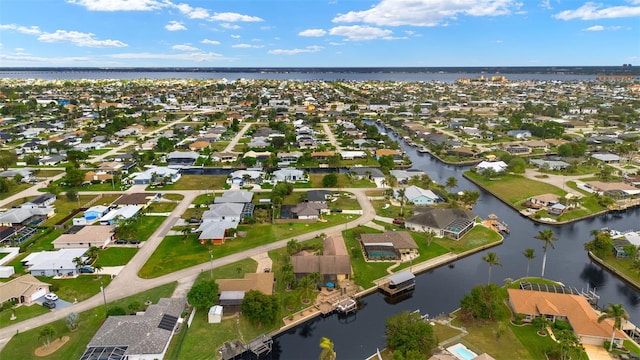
[588,251,640,292]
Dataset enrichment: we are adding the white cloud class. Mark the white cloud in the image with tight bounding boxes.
[299,29,327,37]
[554,2,640,20]
[173,3,210,19]
[67,0,165,11]
[332,0,523,27]
[268,45,323,55]
[38,30,127,47]
[220,23,241,30]
[584,25,604,31]
[0,53,91,63]
[329,25,393,41]
[109,51,225,62]
[0,24,42,35]
[209,12,263,22]
[329,42,345,46]
[232,43,263,48]
[165,21,187,31]
[231,34,241,39]
[201,39,221,45]
[172,44,199,51]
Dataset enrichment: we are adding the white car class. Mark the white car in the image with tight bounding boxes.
[44,293,58,301]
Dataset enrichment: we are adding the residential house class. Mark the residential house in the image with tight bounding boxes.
[508,288,627,347]
[84,205,109,221]
[389,169,428,184]
[527,193,561,209]
[99,205,142,226]
[530,159,570,170]
[349,167,386,187]
[188,140,211,152]
[166,151,199,166]
[402,185,443,206]
[506,130,532,139]
[81,298,185,360]
[592,153,621,163]
[339,151,367,160]
[243,151,271,163]
[216,272,274,295]
[475,160,508,174]
[0,206,54,227]
[360,231,419,261]
[289,202,329,220]
[290,235,351,283]
[226,169,265,187]
[277,151,303,164]
[130,167,180,185]
[53,225,115,249]
[305,190,333,203]
[271,168,307,183]
[22,248,88,277]
[112,193,159,208]
[405,208,476,240]
[211,152,238,163]
[196,203,244,245]
[375,149,403,163]
[0,274,50,306]
[26,193,56,207]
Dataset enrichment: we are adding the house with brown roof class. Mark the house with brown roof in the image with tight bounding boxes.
[508,288,628,347]
[53,225,115,249]
[290,235,351,284]
[360,231,419,261]
[0,274,50,305]
[189,140,211,152]
[216,272,274,295]
[375,149,403,162]
[112,193,159,208]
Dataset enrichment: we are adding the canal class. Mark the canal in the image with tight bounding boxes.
[271,125,640,359]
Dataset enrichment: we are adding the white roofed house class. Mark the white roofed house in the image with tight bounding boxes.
[166,151,199,166]
[270,168,307,184]
[196,203,244,245]
[22,248,88,277]
[226,169,265,187]
[0,206,54,227]
[130,166,181,185]
[99,205,142,226]
[402,185,443,206]
[475,160,508,174]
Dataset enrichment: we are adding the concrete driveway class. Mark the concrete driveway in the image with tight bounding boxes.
[583,344,614,360]
[35,296,75,311]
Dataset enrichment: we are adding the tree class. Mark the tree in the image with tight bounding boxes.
[72,256,84,269]
[187,280,219,309]
[322,173,338,188]
[86,246,100,263]
[508,157,526,174]
[241,290,279,327]
[0,150,18,170]
[397,188,406,217]
[445,176,457,191]
[64,167,86,188]
[534,229,557,278]
[319,337,336,360]
[459,284,507,322]
[482,252,502,284]
[385,310,437,358]
[280,262,295,290]
[424,230,436,247]
[66,189,79,202]
[584,229,613,258]
[38,325,56,347]
[65,312,79,331]
[597,303,629,352]
[523,248,535,278]
[552,329,584,360]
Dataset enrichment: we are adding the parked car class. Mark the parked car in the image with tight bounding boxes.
[114,239,128,245]
[44,293,58,301]
[43,300,56,309]
[392,218,405,226]
[128,239,141,245]
[79,266,95,274]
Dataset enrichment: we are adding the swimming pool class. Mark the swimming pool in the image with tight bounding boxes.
[446,343,478,360]
[365,250,397,259]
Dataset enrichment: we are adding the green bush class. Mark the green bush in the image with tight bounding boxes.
[107,306,127,316]
[553,320,572,331]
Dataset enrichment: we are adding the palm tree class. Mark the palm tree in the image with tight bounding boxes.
[397,188,406,217]
[482,252,502,284]
[523,248,535,278]
[319,337,336,360]
[534,229,558,278]
[72,257,84,269]
[597,303,629,352]
[445,176,458,191]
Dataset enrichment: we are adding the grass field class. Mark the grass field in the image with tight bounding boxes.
[94,247,137,267]
[433,225,503,254]
[42,275,113,303]
[0,183,32,201]
[146,201,178,213]
[465,171,565,205]
[0,282,176,360]
[150,175,227,191]
[308,173,377,188]
[0,303,49,329]
[139,214,352,278]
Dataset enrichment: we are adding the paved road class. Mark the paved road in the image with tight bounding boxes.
[223,122,253,153]
[322,123,342,151]
[0,187,377,344]
[522,169,588,196]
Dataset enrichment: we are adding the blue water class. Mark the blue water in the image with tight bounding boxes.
[366,250,397,259]
[449,344,477,360]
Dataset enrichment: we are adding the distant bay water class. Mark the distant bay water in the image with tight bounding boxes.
[0,69,606,83]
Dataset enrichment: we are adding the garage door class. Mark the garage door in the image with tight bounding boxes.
[31,288,47,301]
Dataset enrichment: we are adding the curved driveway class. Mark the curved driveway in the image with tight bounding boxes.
[0,187,377,343]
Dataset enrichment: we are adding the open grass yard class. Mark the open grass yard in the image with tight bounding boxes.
[191,193,215,206]
[371,200,407,219]
[0,282,176,360]
[434,225,502,254]
[597,254,640,286]
[465,171,565,205]
[18,228,66,254]
[0,302,49,329]
[162,193,184,201]
[139,215,352,278]
[146,201,178,213]
[125,216,167,241]
[394,232,450,272]
[308,173,377,188]
[42,275,113,303]
[94,247,137,267]
[209,141,230,152]
[40,195,96,226]
[32,169,65,178]
[150,175,227,191]
[432,323,463,344]
[343,227,395,288]
[0,183,33,201]
[77,182,128,192]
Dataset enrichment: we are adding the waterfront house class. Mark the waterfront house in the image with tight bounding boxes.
[226,169,265,187]
[271,168,307,183]
[360,231,419,261]
[389,169,428,184]
[166,151,199,166]
[508,288,627,347]
[130,166,180,185]
[216,272,275,295]
[81,298,185,360]
[475,161,508,174]
[402,185,443,205]
[290,235,351,284]
[405,208,476,240]
[0,274,50,306]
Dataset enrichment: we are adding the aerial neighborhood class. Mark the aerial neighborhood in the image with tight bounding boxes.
[0,75,638,360]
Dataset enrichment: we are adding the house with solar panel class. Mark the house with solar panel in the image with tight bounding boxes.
[81,297,185,360]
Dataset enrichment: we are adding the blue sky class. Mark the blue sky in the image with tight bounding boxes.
[0,0,639,67]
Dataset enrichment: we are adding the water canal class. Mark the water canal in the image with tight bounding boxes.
[271,124,640,359]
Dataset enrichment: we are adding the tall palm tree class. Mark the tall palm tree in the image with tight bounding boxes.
[597,303,629,352]
[397,188,406,217]
[534,229,558,278]
[482,252,502,284]
[319,337,336,360]
[523,248,535,278]
[445,176,458,191]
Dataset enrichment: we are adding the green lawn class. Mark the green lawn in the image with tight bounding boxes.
[146,201,178,213]
[41,275,113,303]
[343,227,396,288]
[464,171,565,205]
[595,254,640,287]
[94,247,137,267]
[118,216,167,241]
[0,303,49,329]
[139,215,352,278]
[433,225,503,254]
[148,175,227,191]
[309,173,377,188]
[0,183,32,201]
[0,282,176,360]
[41,195,96,226]
[162,194,184,202]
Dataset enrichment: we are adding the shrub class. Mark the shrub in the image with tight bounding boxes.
[107,306,127,316]
[553,320,572,331]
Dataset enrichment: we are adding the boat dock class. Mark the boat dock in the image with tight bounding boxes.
[484,214,510,234]
[378,270,416,297]
[218,335,273,360]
